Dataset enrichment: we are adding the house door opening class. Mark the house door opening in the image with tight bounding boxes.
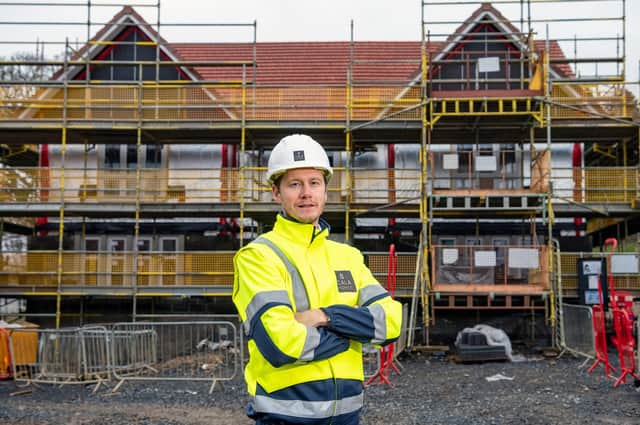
[159,237,178,286]
[107,237,127,286]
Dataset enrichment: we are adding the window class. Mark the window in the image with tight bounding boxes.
[102,145,164,169]
[126,145,138,169]
[84,238,100,251]
[104,145,120,168]
[478,144,494,156]
[137,238,152,251]
[439,238,456,246]
[146,145,163,168]
[161,238,177,252]
[501,144,517,164]
[465,238,482,246]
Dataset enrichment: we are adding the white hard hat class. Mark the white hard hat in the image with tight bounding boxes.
[266,134,333,184]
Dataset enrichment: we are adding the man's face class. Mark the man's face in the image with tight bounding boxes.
[272,168,327,226]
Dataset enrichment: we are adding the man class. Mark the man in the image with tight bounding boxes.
[233,134,403,424]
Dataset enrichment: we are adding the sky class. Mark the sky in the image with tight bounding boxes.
[0,0,638,87]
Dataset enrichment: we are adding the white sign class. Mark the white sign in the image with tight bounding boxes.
[0,298,26,315]
[475,156,497,172]
[475,251,496,267]
[478,56,500,73]
[585,291,601,304]
[508,248,539,269]
[443,154,459,170]
[588,275,600,290]
[442,248,459,265]
[582,260,601,276]
[611,254,639,274]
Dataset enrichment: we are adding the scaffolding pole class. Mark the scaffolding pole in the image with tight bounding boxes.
[54,38,69,330]
[345,20,354,243]
[132,62,143,322]
[420,4,432,344]
[545,24,556,340]
[239,64,246,247]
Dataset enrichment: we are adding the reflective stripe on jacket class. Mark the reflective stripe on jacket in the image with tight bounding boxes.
[233,214,403,423]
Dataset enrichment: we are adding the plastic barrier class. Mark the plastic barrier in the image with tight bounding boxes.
[602,238,639,387]
[587,272,615,377]
[0,327,11,379]
[365,244,402,387]
[1,321,39,381]
[612,308,637,387]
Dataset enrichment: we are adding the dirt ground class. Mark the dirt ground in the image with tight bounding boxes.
[1,350,640,425]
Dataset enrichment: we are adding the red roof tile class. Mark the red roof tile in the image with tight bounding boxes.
[171,41,437,84]
[171,39,571,84]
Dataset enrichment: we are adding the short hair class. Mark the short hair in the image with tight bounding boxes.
[271,170,328,191]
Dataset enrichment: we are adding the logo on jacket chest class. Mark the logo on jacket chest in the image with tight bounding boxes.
[335,270,356,292]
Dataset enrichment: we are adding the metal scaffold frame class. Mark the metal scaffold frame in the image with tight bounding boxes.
[403,0,637,347]
[0,0,637,337]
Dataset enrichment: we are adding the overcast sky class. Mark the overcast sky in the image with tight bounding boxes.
[1,0,638,85]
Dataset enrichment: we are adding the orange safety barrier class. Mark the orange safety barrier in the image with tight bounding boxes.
[0,322,39,379]
[365,244,401,387]
[0,327,11,379]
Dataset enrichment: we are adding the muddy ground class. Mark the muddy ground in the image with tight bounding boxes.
[2,349,640,425]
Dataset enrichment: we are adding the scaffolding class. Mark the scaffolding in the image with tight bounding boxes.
[0,0,637,332]
[0,0,258,325]
[405,0,638,345]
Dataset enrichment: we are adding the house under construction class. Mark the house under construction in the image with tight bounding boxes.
[0,0,638,343]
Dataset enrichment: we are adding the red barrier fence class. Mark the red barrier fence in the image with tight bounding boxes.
[366,244,402,387]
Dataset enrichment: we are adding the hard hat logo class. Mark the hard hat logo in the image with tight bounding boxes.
[267,134,333,185]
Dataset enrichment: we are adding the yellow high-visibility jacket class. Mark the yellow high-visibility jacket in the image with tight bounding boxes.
[233,214,402,424]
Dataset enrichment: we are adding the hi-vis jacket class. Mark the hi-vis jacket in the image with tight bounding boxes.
[233,214,402,424]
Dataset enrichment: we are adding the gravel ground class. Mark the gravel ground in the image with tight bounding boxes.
[1,351,640,425]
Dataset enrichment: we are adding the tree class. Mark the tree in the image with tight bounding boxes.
[0,51,59,118]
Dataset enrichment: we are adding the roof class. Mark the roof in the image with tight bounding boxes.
[166,1,573,84]
[49,2,577,87]
[172,41,432,84]
[169,39,571,85]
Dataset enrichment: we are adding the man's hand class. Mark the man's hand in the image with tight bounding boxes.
[295,309,329,327]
